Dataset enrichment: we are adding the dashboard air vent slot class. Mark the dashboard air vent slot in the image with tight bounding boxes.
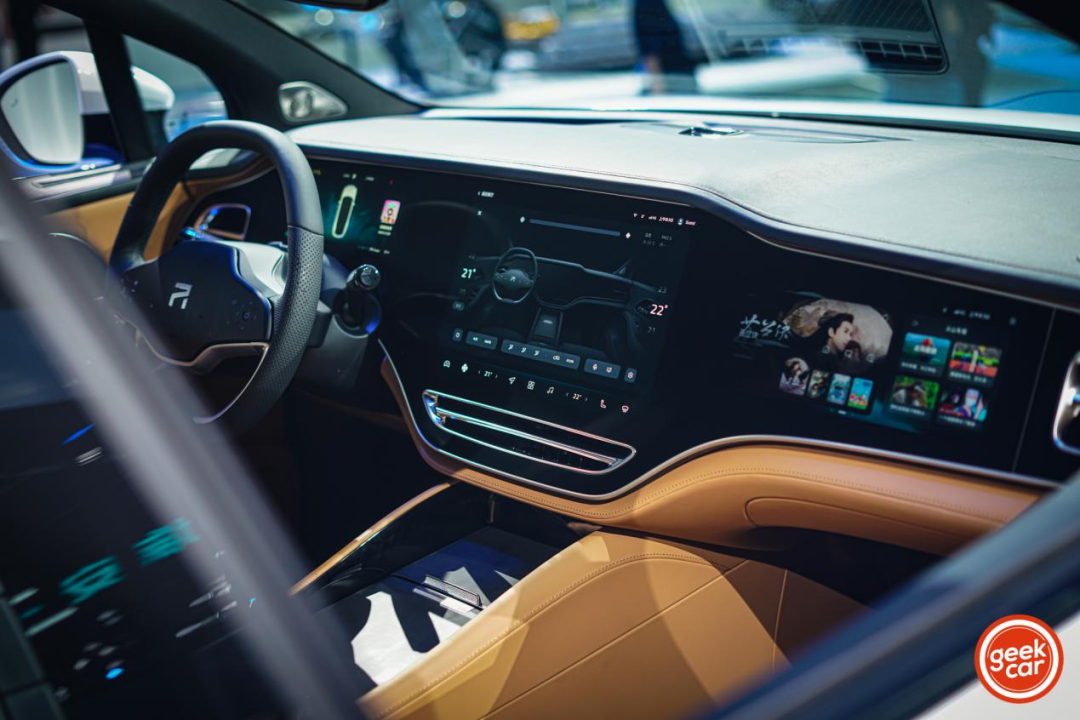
[627,122,900,144]
[679,126,741,138]
[423,390,635,474]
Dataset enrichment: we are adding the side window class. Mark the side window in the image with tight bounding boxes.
[0,5,227,178]
[125,37,228,143]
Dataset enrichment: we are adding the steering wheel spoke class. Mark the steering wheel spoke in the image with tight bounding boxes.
[113,239,273,362]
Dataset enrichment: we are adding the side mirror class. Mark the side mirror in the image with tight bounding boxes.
[0,51,177,177]
[0,56,84,168]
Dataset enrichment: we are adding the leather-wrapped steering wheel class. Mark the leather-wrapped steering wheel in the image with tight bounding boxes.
[107,120,324,431]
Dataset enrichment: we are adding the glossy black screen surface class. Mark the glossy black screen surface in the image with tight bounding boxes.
[307,158,1071,496]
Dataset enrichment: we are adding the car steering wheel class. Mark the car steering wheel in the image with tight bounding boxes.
[107,121,324,431]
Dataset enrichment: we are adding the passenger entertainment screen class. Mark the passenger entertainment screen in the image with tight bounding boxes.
[732,290,1013,435]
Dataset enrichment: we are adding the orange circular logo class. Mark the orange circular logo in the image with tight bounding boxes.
[975,615,1063,703]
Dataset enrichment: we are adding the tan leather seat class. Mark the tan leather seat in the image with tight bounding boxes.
[360,531,863,720]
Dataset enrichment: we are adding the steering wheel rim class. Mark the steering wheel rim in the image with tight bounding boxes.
[108,120,324,431]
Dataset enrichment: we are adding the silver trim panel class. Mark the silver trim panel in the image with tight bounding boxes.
[423,390,632,474]
[429,405,619,466]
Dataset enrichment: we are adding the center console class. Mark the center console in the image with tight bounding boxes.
[297,481,868,720]
[305,158,1080,497]
[300,484,577,689]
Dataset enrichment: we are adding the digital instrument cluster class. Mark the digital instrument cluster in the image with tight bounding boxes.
[314,162,404,261]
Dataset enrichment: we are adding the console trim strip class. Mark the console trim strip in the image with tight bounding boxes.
[423,390,629,473]
[382,343,1059,501]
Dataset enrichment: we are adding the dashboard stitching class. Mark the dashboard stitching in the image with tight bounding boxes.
[370,552,739,719]
[454,466,1016,525]
[304,141,1080,283]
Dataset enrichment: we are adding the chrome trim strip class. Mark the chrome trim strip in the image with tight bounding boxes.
[427,408,617,475]
[423,391,624,471]
[140,336,266,374]
[424,388,635,452]
[429,406,619,466]
[1053,351,1080,457]
[381,341,1060,501]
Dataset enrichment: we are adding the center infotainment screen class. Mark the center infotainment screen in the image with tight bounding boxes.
[439,191,693,397]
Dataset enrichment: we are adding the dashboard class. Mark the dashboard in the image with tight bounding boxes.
[184,117,1080,499]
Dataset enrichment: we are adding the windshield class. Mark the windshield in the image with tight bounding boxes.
[236,0,1080,125]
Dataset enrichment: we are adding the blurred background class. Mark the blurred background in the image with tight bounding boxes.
[1,0,1079,118]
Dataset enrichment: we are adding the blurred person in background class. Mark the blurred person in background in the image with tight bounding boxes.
[633,0,696,94]
[380,0,429,93]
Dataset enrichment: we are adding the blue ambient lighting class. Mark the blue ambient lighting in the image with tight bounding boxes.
[61,424,94,446]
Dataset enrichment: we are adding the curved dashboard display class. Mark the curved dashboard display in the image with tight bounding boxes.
[193,157,1080,497]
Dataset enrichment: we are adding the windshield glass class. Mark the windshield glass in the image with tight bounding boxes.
[237,0,1080,125]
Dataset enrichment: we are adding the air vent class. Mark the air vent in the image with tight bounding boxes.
[628,122,899,144]
[423,391,635,474]
[678,126,742,138]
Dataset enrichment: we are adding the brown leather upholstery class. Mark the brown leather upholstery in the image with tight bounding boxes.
[46,160,271,259]
[48,191,135,258]
[359,531,863,720]
[383,360,1042,555]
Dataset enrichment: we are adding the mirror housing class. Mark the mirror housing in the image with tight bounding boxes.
[0,51,176,177]
[0,56,84,168]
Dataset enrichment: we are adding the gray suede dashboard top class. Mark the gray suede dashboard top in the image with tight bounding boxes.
[290,112,1080,308]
